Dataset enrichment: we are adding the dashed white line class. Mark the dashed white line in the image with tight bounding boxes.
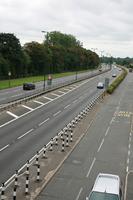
[22,105,34,111]
[97,138,104,152]
[105,126,110,136]
[6,111,18,119]
[33,100,44,105]
[53,110,61,116]
[43,96,53,101]
[17,129,33,140]
[73,100,78,103]
[64,104,70,109]
[38,118,50,126]
[128,150,130,156]
[0,144,10,152]
[127,158,129,164]
[86,157,96,178]
[126,166,129,173]
[75,187,83,200]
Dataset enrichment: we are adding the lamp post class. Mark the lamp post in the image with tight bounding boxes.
[41,31,47,91]
[8,71,11,87]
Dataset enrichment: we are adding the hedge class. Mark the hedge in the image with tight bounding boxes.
[107,67,128,94]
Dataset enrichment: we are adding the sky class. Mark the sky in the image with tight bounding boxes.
[0,0,133,58]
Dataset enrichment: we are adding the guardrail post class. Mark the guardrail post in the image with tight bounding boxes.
[55,135,58,145]
[13,185,17,200]
[61,138,65,152]
[14,170,18,188]
[36,164,40,182]
[49,138,53,151]
[1,183,5,200]
[26,160,30,176]
[42,145,47,159]
[35,151,39,166]
[70,129,73,142]
[25,175,29,195]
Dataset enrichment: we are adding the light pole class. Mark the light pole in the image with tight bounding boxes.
[41,31,47,91]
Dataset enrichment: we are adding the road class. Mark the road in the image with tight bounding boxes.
[0,65,109,105]
[0,68,115,184]
[36,72,133,200]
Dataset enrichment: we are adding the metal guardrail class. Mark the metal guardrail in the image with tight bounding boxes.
[0,68,110,112]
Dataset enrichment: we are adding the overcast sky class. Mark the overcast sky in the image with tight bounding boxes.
[0,0,133,58]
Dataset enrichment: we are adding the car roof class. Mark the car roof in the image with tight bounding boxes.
[92,173,120,195]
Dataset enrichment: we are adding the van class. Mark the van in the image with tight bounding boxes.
[86,173,122,200]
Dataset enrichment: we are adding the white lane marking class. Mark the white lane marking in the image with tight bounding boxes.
[0,144,9,152]
[33,100,44,105]
[51,93,60,97]
[53,110,61,117]
[57,90,65,94]
[73,99,78,103]
[62,88,70,91]
[75,187,83,200]
[110,117,114,125]
[128,150,130,156]
[0,76,95,128]
[64,104,70,109]
[43,96,54,101]
[105,126,110,136]
[6,111,18,119]
[126,166,129,173]
[129,143,131,149]
[21,105,34,111]
[97,138,104,152]
[17,129,33,140]
[86,157,96,178]
[38,118,50,126]
[127,158,129,164]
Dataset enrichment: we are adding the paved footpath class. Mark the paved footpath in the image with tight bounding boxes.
[36,73,133,200]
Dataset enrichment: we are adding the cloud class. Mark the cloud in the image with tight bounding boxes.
[0,0,133,57]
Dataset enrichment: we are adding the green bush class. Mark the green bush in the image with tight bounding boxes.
[107,68,127,94]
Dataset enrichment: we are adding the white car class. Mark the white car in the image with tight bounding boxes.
[112,74,117,77]
[86,173,122,200]
[97,82,104,89]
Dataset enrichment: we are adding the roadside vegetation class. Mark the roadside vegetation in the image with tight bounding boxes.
[0,69,92,90]
[107,67,128,94]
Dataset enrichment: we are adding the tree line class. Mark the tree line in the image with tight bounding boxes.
[0,31,100,79]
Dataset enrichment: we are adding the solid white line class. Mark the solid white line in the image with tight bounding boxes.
[97,138,104,152]
[86,157,96,178]
[64,104,70,109]
[33,100,44,105]
[39,118,50,126]
[21,105,33,111]
[75,187,83,200]
[53,110,61,116]
[6,111,18,119]
[105,126,110,136]
[0,144,9,152]
[43,96,53,101]
[17,129,33,139]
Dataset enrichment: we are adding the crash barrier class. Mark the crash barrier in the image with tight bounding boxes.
[0,68,110,112]
[0,90,106,199]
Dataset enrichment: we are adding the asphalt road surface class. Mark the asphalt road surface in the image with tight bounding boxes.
[36,73,133,200]
[0,68,116,184]
[0,65,110,105]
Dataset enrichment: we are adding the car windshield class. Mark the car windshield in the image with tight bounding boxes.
[89,192,119,200]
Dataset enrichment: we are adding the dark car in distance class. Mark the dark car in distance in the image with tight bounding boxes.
[23,83,35,90]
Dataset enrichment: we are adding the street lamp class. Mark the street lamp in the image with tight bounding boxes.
[41,31,47,91]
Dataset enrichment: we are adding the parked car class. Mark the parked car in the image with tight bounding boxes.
[97,82,104,89]
[23,83,35,90]
[86,173,122,200]
[112,73,117,77]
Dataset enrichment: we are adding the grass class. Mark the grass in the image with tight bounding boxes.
[0,70,93,90]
